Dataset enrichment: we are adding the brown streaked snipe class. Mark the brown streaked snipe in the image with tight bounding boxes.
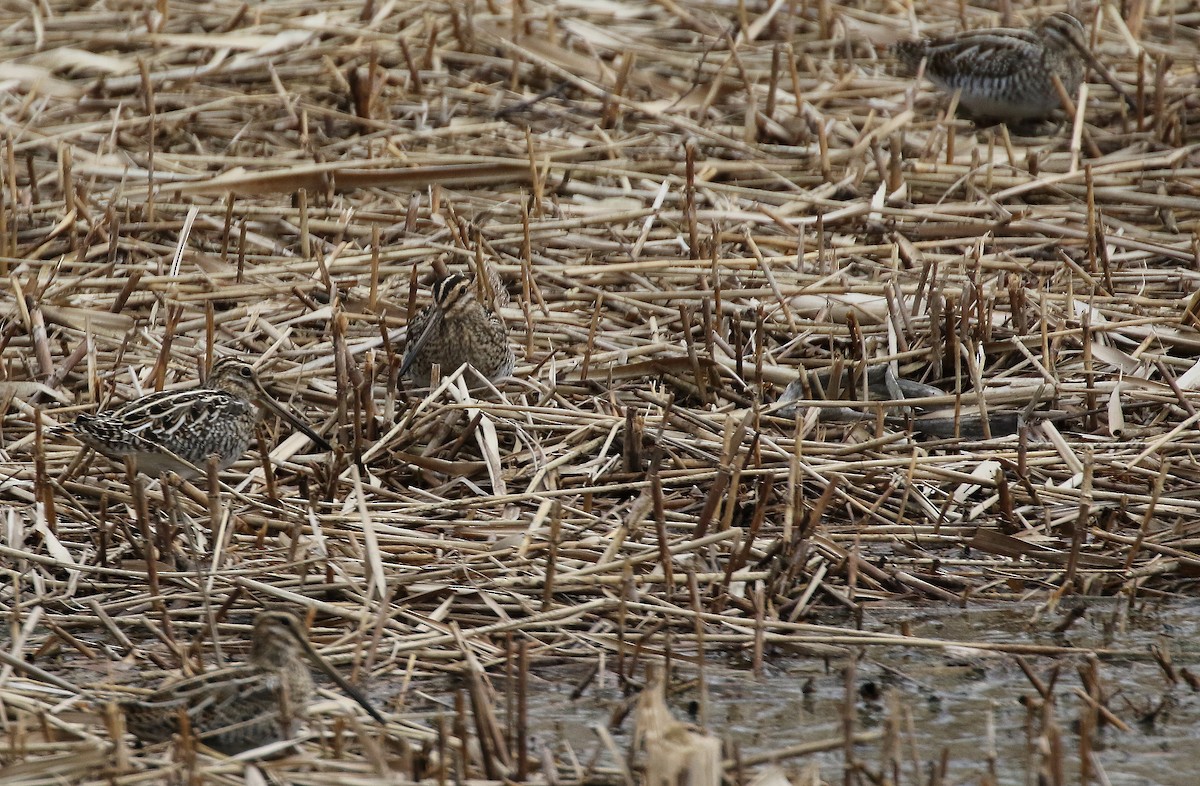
[65,357,330,478]
[894,13,1124,123]
[120,610,384,754]
[399,273,515,387]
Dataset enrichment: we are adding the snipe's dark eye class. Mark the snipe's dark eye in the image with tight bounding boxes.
[239,365,253,378]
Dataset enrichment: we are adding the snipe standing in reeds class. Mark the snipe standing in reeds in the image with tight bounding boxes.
[399,273,514,387]
[894,13,1127,124]
[65,357,330,478]
[121,610,384,754]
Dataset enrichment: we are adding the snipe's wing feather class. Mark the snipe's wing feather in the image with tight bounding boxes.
[123,667,296,752]
[922,32,1043,83]
[112,390,252,442]
[70,412,171,456]
[471,306,515,378]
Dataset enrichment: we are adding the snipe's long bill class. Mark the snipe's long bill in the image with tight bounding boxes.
[400,274,515,387]
[65,358,330,478]
[120,610,384,754]
[894,13,1131,124]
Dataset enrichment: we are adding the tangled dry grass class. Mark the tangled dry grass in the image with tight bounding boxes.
[2,0,1200,783]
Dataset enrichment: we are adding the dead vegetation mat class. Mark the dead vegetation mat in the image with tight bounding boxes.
[2,0,1200,782]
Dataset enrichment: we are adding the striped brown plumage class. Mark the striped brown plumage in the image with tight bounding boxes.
[894,13,1091,123]
[400,274,515,387]
[121,610,384,754]
[66,357,329,478]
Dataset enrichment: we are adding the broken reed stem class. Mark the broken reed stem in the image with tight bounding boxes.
[541,501,562,613]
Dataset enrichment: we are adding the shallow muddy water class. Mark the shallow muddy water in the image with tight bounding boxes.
[523,600,1200,786]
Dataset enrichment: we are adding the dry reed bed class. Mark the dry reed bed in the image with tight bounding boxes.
[1,0,1199,782]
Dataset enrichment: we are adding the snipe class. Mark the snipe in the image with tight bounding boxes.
[399,274,514,386]
[894,13,1122,123]
[121,610,384,753]
[65,357,330,478]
